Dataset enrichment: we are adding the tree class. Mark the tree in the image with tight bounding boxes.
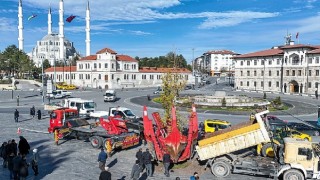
[42,59,51,69]
[160,72,187,122]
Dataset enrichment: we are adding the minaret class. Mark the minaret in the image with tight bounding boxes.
[18,0,24,51]
[48,4,52,35]
[59,0,64,60]
[85,0,91,56]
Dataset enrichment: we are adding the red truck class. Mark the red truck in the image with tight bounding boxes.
[48,108,142,154]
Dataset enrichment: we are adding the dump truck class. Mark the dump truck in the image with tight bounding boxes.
[196,110,320,179]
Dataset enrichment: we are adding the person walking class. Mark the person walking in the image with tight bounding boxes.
[0,142,7,168]
[14,109,19,123]
[30,106,35,118]
[98,148,107,171]
[99,166,111,180]
[130,160,141,180]
[19,155,29,180]
[37,110,42,120]
[142,148,153,177]
[31,148,39,176]
[18,136,30,156]
[163,152,171,177]
[12,153,22,180]
[135,148,144,171]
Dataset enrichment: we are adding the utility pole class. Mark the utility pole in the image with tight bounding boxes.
[192,48,195,76]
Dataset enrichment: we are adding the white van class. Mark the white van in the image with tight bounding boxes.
[104,90,117,102]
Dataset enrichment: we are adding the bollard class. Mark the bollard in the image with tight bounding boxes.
[17,95,20,106]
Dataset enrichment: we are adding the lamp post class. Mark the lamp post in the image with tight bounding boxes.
[41,58,44,104]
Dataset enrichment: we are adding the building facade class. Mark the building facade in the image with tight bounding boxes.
[233,42,320,94]
[44,47,195,89]
[203,50,238,76]
[31,33,78,67]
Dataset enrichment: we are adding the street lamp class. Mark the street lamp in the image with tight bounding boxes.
[41,58,44,104]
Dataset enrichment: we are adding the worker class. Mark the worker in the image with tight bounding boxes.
[30,106,35,118]
[130,160,141,180]
[135,148,144,171]
[142,148,153,177]
[250,113,255,121]
[163,152,171,177]
[98,148,107,171]
[31,149,39,176]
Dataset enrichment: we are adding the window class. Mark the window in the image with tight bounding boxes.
[111,74,114,80]
[316,70,319,76]
[150,75,154,79]
[105,63,108,68]
[268,60,272,65]
[240,61,243,66]
[112,63,114,69]
[286,70,290,76]
[261,81,264,87]
[99,63,101,68]
[240,71,243,76]
[269,81,271,87]
[247,61,250,66]
[254,71,257,76]
[94,63,97,69]
[277,59,280,65]
[124,74,127,79]
[261,60,265,65]
[309,70,312,76]
[316,57,320,64]
[276,81,279,87]
[292,70,295,76]
[261,70,264,75]
[254,60,257,65]
[308,58,312,64]
[98,74,101,80]
[254,81,257,87]
[269,71,272,76]
[298,70,302,76]
[308,82,312,88]
[277,71,279,76]
[247,81,249,86]
[247,71,250,76]
[240,81,243,86]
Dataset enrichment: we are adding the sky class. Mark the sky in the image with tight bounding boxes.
[1,0,320,63]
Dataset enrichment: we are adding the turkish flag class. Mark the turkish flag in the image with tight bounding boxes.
[66,15,76,23]
[296,32,299,39]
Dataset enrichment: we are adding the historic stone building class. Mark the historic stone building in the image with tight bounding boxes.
[44,47,195,89]
[233,37,320,94]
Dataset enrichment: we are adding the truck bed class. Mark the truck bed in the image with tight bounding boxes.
[196,111,270,161]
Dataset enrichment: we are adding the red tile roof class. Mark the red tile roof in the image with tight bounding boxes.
[280,44,318,49]
[234,49,284,58]
[45,66,77,72]
[307,48,320,54]
[139,67,191,73]
[204,50,238,55]
[79,55,97,61]
[116,55,138,62]
[96,48,117,54]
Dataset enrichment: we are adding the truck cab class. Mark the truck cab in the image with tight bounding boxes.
[104,90,117,102]
[64,98,96,117]
[109,107,140,120]
[48,108,78,133]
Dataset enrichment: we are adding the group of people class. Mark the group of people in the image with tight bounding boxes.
[14,106,42,123]
[0,136,39,180]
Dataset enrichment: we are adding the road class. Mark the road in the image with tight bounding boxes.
[0,78,319,179]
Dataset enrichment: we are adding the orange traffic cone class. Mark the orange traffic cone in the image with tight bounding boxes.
[17,127,21,134]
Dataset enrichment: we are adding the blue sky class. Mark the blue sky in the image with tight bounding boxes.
[1,0,320,63]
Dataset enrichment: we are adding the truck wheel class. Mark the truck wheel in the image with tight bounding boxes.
[283,169,304,180]
[90,136,103,148]
[211,160,231,178]
[261,143,275,157]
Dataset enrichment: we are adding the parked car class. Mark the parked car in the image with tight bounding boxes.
[287,122,320,136]
[184,84,192,90]
[153,87,163,94]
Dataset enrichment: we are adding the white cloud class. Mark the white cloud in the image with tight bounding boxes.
[0,17,16,32]
[16,0,278,30]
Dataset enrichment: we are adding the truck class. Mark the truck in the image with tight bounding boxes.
[44,98,96,117]
[46,90,72,99]
[104,90,117,102]
[90,107,141,121]
[196,110,320,179]
[48,108,143,154]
